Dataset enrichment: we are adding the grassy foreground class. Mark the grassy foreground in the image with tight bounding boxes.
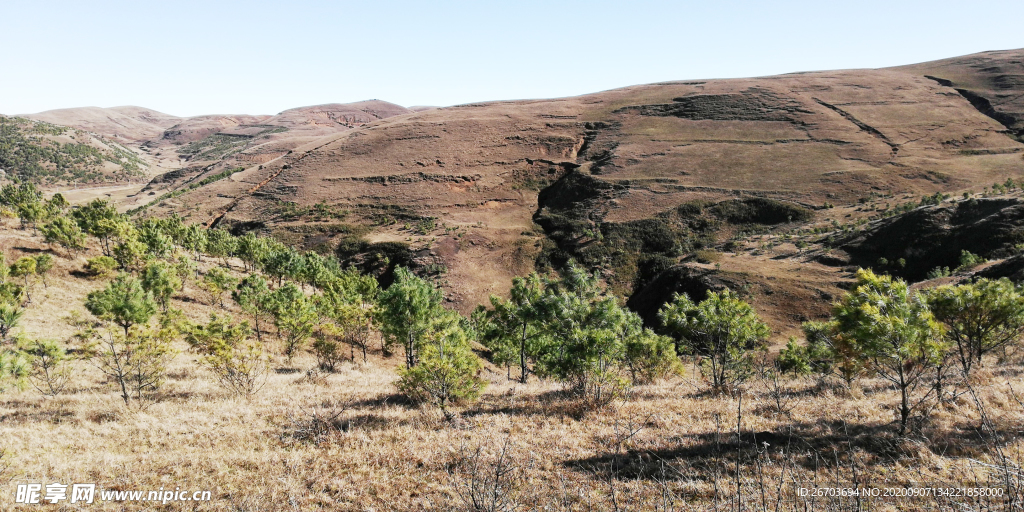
[1,224,1023,511]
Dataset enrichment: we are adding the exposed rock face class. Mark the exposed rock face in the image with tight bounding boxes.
[626,261,839,333]
[626,264,734,327]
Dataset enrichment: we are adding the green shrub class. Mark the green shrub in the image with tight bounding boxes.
[186,314,266,397]
[23,339,73,397]
[695,249,721,264]
[622,329,680,384]
[84,256,118,279]
[0,349,28,392]
[311,335,345,372]
[957,250,986,270]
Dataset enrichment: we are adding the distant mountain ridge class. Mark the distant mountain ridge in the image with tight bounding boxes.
[11,100,414,191]
[20,100,413,145]
[24,106,181,142]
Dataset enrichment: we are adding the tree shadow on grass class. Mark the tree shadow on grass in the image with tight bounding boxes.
[564,420,919,480]
[348,392,418,409]
[13,246,51,254]
[464,388,598,420]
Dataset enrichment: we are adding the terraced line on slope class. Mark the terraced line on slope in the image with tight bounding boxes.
[813,98,899,159]
[204,133,351,228]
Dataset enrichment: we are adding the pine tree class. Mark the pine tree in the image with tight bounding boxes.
[41,217,85,256]
[201,267,238,308]
[141,261,181,311]
[85,274,157,336]
[233,274,271,343]
[479,273,546,383]
[833,269,945,435]
[9,257,36,304]
[377,266,446,368]
[206,228,237,268]
[660,289,771,393]
[397,311,484,414]
[925,278,1024,377]
[269,283,317,363]
[71,199,121,256]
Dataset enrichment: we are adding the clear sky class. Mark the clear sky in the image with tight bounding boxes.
[2,0,1022,117]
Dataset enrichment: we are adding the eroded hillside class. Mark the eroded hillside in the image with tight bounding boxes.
[136,50,1024,335]
[17,101,413,211]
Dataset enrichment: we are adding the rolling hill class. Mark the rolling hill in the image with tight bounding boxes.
[24,106,182,142]
[12,100,413,208]
[133,49,1024,335]
[0,115,149,185]
[13,50,1024,337]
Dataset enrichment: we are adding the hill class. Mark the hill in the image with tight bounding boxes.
[165,100,412,168]
[143,49,1024,335]
[24,106,181,142]
[3,50,1024,511]
[0,115,148,185]
[896,48,1024,141]
[16,101,413,210]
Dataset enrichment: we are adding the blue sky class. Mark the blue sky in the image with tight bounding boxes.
[2,0,1022,117]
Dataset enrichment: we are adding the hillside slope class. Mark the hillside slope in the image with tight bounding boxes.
[0,115,148,185]
[145,50,1024,333]
[24,106,181,142]
[896,49,1024,141]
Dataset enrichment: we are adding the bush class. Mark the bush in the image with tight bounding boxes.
[448,438,529,512]
[187,315,267,397]
[778,337,812,375]
[957,250,986,270]
[85,256,119,279]
[311,335,345,372]
[0,349,28,392]
[85,324,176,406]
[41,216,86,256]
[0,283,21,308]
[694,249,721,264]
[200,267,238,308]
[0,303,24,344]
[622,326,680,385]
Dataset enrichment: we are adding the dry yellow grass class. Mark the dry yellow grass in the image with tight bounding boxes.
[1,225,1023,511]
